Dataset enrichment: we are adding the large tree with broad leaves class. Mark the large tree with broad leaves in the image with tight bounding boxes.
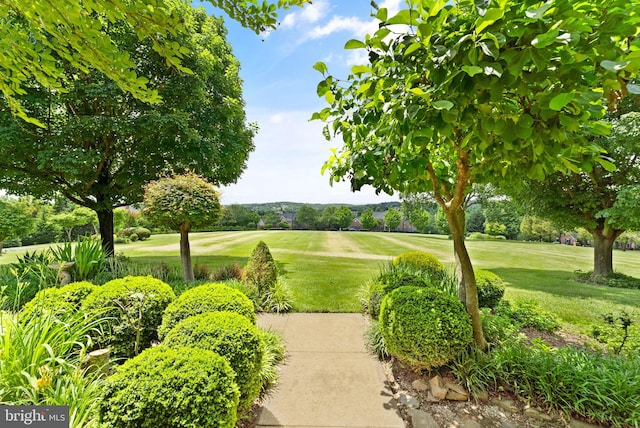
[0,3,255,255]
[313,0,640,348]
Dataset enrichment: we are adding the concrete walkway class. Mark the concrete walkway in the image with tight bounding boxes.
[256,313,405,428]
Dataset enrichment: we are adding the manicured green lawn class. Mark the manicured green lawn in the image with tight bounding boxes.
[3,231,640,333]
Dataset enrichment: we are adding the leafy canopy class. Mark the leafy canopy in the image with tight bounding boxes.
[0,0,310,125]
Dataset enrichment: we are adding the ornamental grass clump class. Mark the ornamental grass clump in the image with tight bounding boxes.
[379,286,473,369]
[99,346,239,428]
[158,282,256,339]
[163,311,263,417]
[81,275,176,358]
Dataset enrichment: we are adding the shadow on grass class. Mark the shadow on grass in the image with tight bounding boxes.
[491,267,640,307]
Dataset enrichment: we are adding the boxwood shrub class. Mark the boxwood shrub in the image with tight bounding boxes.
[158,282,256,339]
[393,251,444,277]
[475,270,505,309]
[99,345,239,428]
[379,286,473,369]
[19,281,97,321]
[81,275,176,358]
[164,311,263,416]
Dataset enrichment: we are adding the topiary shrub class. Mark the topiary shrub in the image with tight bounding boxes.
[133,227,151,241]
[19,281,97,321]
[158,282,256,339]
[129,233,139,242]
[379,286,473,369]
[243,241,278,294]
[164,311,263,417]
[475,270,506,309]
[99,345,239,428]
[393,251,445,277]
[81,275,176,358]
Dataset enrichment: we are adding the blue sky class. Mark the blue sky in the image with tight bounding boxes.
[198,0,403,205]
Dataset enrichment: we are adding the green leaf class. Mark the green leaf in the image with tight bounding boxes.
[404,42,422,57]
[475,7,505,34]
[351,65,372,75]
[313,62,328,74]
[531,29,559,48]
[325,91,335,104]
[462,65,483,76]
[525,2,553,20]
[387,9,415,25]
[595,156,616,172]
[549,93,574,111]
[344,39,366,50]
[601,60,630,72]
[375,7,388,22]
[433,100,454,110]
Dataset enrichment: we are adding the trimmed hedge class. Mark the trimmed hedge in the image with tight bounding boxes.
[19,281,97,321]
[393,251,444,276]
[99,346,239,428]
[379,286,473,369]
[475,270,505,309]
[158,282,256,339]
[81,276,176,358]
[164,311,263,416]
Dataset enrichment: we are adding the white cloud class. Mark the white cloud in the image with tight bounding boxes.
[281,0,330,28]
[346,49,369,66]
[378,0,403,16]
[308,15,377,39]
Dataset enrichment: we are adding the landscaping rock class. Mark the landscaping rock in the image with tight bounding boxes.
[446,389,469,401]
[429,375,448,400]
[412,379,430,391]
[461,419,481,428]
[524,408,553,421]
[408,408,440,428]
[425,391,440,403]
[398,391,420,408]
[492,399,518,413]
[474,390,489,402]
[570,419,602,428]
[501,421,518,428]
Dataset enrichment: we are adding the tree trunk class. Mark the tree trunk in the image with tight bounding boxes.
[96,209,115,257]
[591,225,622,279]
[445,205,487,350]
[180,222,194,281]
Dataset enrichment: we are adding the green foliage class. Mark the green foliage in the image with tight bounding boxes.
[223,279,261,312]
[193,263,211,280]
[467,232,506,240]
[118,227,151,241]
[262,277,294,313]
[359,208,378,231]
[19,281,97,322]
[379,286,473,369]
[50,238,107,282]
[158,282,256,339]
[0,310,105,428]
[99,345,239,428]
[475,270,506,309]
[591,311,639,356]
[475,342,640,426]
[383,208,402,231]
[243,241,278,293]
[520,216,558,242]
[81,276,176,358]
[258,328,286,395]
[575,270,640,289]
[393,251,444,277]
[480,309,520,345]
[295,205,318,229]
[364,321,389,359]
[357,280,385,319]
[0,197,36,246]
[334,206,354,230]
[163,311,263,416]
[495,300,561,333]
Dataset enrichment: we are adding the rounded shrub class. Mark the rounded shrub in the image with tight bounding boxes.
[475,270,506,309]
[20,281,97,321]
[133,227,151,240]
[164,311,263,416]
[81,275,176,358]
[99,345,239,428]
[393,251,444,276]
[158,282,256,339]
[243,241,278,293]
[379,286,473,369]
[129,233,139,242]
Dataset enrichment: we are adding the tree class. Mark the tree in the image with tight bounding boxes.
[465,207,485,234]
[410,209,431,233]
[511,113,640,277]
[142,172,221,281]
[314,0,639,348]
[360,208,379,231]
[483,198,522,240]
[335,206,355,230]
[384,209,402,232]
[0,0,309,125]
[53,207,98,241]
[296,205,319,229]
[520,216,558,242]
[401,194,434,233]
[0,198,36,253]
[0,4,255,256]
[318,206,338,230]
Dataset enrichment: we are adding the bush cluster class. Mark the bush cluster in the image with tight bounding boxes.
[117,227,152,241]
[20,281,97,321]
[494,299,561,333]
[393,251,444,277]
[163,311,263,414]
[379,286,473,369]
[575,270,640,289]
[81,275,176,358]
[213,262,243,281]
[158,282,256,339]
[474,270,505,309]
[99,346,239,428]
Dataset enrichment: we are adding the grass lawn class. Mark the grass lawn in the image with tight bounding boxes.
[2,230,640,333]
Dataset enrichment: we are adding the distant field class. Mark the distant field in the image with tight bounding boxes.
[2,230,640,332]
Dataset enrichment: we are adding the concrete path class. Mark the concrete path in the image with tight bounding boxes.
[256,313,405,428]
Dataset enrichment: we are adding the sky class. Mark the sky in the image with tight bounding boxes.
[197,0,403,205]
